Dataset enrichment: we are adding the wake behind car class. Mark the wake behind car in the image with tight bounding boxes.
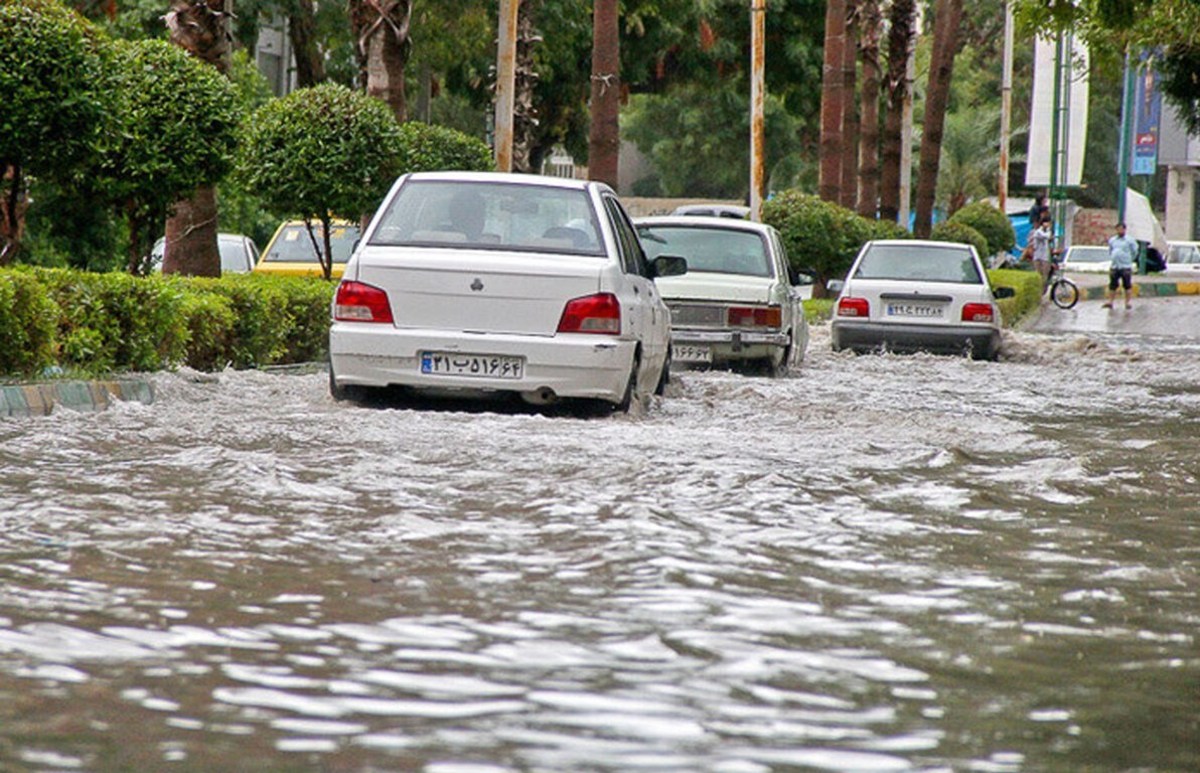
[635,215,809,376]
[830,239,1014,361]
[328,172,686,411]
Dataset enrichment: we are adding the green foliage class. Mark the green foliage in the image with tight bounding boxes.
[395,122,495,175]
[237,83,403,222]
[930,220,989,258]
[24,178,128,272]
[0,268,58,374]
[949,201,1016,256]
[865,217,913,241]
[988,267,1042,325]
[761,190,872,288]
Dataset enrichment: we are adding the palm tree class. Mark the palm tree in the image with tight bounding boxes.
[913,0,963,238]
[350,0,413,123]
[879,0,915,223]
[857,0,882,217]
[839,1,859,210]
[588,0,619,187]
[818,0,846,203]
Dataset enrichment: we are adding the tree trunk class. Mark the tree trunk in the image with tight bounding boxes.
[351,0,413,124]
[287,0,326,87]
[162,0,233,277]
[879,0,915,223]
[512,0,540,174]
[0,165,27,266]
[857,0,882,218]
[913,0,963,238]
[839,1,859,211]
[587,0,620,188]
[818,0,846,204]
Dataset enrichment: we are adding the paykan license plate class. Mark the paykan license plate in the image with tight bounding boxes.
[886,303,945,318]
[674,344,713,363]
[421,352,524,379]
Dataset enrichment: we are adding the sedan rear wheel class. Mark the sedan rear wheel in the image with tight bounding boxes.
[654,349,671,396]
[615,352,640,413]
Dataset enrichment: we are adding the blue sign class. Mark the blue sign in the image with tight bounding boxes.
[1131,59,1161,176]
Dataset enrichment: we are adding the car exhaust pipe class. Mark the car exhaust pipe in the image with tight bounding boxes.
[521,387,558,405]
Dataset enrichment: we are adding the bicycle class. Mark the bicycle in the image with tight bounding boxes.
[1045,259,1079,309]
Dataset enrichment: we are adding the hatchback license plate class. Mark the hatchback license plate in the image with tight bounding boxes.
[886,303,945,318]
[674,344,713,363]
[421,352,525,379]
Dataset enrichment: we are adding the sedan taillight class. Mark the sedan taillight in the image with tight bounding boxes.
[837,297,870,317]
[334,281,394,323]
[961,302,996,323]
[727,306,782,327]
[557,293,621,334]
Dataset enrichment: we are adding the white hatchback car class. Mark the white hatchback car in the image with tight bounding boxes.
[1164,241,1200,276]
[829,239,1015,361]
[634,216,810,376]
[328,172,686,411]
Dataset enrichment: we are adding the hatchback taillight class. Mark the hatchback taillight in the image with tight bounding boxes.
[557,293,621,334]
[727,305,782,327]
[837,297,870,317]
[334,281,394,323]
[961,302,995,323]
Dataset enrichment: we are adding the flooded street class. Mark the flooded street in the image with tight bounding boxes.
[0,323,1197,772]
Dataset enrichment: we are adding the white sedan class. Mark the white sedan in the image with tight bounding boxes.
[1060,244,1112,273]
[634,216,809,376]
[328,172,685,412]
[1164,241,1200,276]
[829,239,1015,361]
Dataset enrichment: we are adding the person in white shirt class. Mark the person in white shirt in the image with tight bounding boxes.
[1103,222,1138,309]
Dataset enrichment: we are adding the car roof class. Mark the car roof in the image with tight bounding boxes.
[634,215,773,235]
[867,239,966,248]
[403,170,601,192]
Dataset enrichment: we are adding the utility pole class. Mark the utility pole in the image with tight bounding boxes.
[494,0,519,172]
[999,0,1013,213]
[749,0,766,221]
[1117,48,1135,224]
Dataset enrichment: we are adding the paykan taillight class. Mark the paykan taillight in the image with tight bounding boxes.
[727,306,782,327]
[961,302,995,323]
[837,297,870,317]
[557,293,621,334]
[334,281,394,323]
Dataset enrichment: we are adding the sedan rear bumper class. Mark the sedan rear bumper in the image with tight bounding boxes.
[330,323,636,402]
[671,328,790,347]
[831,320,1000,360]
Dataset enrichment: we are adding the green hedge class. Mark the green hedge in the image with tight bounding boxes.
[0,268,335,378]
[930,220,989,258]
[949,201,1016,257]
[988,267,1042,325]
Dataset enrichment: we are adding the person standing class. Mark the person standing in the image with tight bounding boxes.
[1029,192,1049,228]
[1103,222,1138,309]
[1029,214,1053,290]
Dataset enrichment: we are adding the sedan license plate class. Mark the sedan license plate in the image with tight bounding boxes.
[886,302,945,319]
[674,344,712,363]
[420,352,524,379]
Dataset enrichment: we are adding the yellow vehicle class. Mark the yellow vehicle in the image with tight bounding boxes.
[253,220,361,279]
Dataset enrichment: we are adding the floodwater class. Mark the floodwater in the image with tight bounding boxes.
[0,325,1197,772]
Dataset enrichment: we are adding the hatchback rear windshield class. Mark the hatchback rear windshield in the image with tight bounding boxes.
[1067,247,1110,264]
[369,180,606,257]
[638,225,772,277]
[263,224,359,265]
[854,243,983,284]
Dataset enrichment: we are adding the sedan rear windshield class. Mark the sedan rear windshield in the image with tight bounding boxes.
[638,226,772,278]
[263,224,359,265]
[854,244,983,284]
[369,180,606,257]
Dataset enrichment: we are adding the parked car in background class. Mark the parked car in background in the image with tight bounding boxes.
[670,204,751,219]
[1059,244,1111,273]
[149,233,260,274]
[253,220,360,279]
[634,215,809,377]
[1164,241,1200,276]
[329,172,687,412]
[829,239,1015,361]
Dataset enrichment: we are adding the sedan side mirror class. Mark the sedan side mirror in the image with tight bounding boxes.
[825,279,845,295]
[649,254,688,279]
[992,286,1015,299]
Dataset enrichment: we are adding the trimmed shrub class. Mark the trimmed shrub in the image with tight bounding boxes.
[989,268,1042,325]
[0,268,58,375]
[949,201,1015,257]
[865,217,913,241]
[762,191,870,293]
[395,122,495,174]
[930,220,989,258]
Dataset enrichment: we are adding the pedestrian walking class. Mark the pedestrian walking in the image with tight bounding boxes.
[1029,214,1053,290]
[1103,222,1138,309]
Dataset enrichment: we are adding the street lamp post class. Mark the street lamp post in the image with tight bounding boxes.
[749,0,766,221]
[494,0,519,172]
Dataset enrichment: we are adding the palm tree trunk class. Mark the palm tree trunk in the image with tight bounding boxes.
[913,0,963,238]
[161,0,233,277]
[879,0,915,223]
[839,1,859,210]
[351,0,413,124]
[0,165,26,265]
[818,0,846,203]
[588,0,620,188]
[857,0,882,218]
[288,0,327,87]
[512,0,540,174]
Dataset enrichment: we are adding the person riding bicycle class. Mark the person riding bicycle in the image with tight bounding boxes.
[1029,214,1053,290]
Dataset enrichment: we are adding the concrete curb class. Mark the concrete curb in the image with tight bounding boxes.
[0,378,155,418]
[1073,278,1200,301]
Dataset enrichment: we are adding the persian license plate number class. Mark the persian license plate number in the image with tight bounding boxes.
[886,303,944,319]
[674,344,713,363]
[420,352,525,379]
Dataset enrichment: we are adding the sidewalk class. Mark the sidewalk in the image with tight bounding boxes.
[0,378,155,418]
[1065,270,1200,301]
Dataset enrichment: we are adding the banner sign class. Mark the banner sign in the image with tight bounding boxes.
[1131,58,1161,175]
[1026,34,1089,187]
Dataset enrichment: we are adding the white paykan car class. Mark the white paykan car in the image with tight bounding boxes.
[328,172,686,412]
[634,216,810,377]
